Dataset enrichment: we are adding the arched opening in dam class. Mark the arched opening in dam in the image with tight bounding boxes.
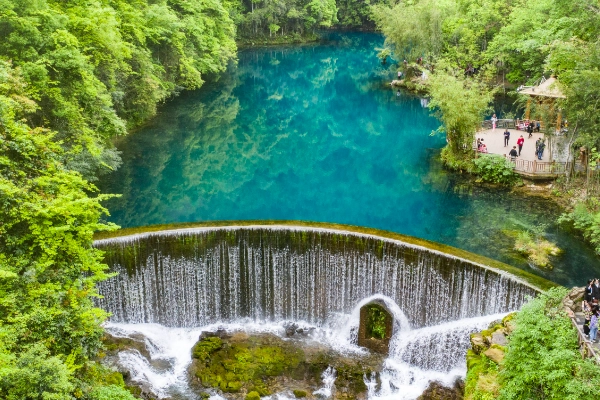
[95,223,551,399]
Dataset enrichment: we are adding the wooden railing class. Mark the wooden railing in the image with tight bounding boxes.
[479,119,561,133]
[565,308,600,364]
[511,159,570,175]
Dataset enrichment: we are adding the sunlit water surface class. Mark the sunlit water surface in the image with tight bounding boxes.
[99,32,600,286]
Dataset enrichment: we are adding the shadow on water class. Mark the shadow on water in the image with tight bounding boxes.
[99,32,600,287]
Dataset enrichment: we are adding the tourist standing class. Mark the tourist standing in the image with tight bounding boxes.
[590,309,599,342]
[491,114,498,130]
[509,146,518,161]
[517,135,524,155]
[503,129,510,147]
[585,279,594,302]
[593,278,600,300]
[583,300,592,337]
[527,123,534,138]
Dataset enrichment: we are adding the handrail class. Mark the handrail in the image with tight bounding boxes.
[565,307,600,364]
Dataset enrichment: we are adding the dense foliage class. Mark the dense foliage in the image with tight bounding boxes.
[500,288,600,399]
[372,0,600,155]
[427,68,493,162]
[0,0,237,178]
[0,61,135,398]
[466,289,600,399]
[365,305,387,339]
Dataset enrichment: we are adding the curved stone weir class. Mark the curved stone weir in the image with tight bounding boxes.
[94,225,542,328]
[94,224,553,399]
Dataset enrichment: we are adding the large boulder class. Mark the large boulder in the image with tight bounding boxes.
[484,348,505,364]
[491,331,508,347]
[417,379,464,400]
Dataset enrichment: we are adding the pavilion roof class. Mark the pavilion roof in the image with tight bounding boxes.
[518,76,566,98]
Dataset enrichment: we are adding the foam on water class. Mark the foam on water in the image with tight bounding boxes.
[105,310,506,399]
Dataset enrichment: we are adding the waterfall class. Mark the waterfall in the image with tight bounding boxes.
[95,226,536,328]
[94,225,538,399]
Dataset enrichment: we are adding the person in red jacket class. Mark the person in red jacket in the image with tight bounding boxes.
[517,135,525,156]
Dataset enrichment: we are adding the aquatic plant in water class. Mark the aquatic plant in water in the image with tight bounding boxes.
[513,224,561,269]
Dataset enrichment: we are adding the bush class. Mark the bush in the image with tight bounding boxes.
[559,199,600,255]
[440,146,476,172]
[500,288,600,399]
[474,154,519,185]
[89,385,136,400]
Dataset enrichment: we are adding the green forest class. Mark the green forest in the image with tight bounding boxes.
[1,0,600,398]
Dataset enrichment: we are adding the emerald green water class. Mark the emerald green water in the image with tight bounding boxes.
[99,32,600,287]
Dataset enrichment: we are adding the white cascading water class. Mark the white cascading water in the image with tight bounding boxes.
[94,227,532,399]
[313,367,337,398]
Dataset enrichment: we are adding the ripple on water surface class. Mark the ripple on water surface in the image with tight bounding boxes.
[99,32,600,286]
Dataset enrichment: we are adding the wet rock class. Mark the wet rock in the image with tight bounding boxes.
[491,331,508,347]
[199,328,231,341]
[284,322,299,337]
[487,319,502,329]
[293,389,308,398]
[484,348,505,364]
[470,333,487,355]
[188,332,384,399]
[417,378,464,400]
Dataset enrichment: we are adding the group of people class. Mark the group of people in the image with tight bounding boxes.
[583,279,600,343]
[477,115,547,160]
[476,138,488,153]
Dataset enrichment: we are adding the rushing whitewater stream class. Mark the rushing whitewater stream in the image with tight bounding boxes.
[95,226,539,399]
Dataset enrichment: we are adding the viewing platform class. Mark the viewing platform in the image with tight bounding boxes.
[475,119,574,180]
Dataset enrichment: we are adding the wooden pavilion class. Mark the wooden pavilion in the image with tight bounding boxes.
[516,76,566,162]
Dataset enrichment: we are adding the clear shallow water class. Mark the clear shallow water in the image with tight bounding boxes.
[99,32,600,287]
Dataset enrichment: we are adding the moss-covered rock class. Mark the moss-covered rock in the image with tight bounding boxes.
[188,332,383,399]
[483,348,505,364]
[245,391,261,400]
[417,379,464,400]
[469,334,487,355]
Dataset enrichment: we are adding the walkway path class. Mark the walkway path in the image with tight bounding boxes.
[574,311,600,353]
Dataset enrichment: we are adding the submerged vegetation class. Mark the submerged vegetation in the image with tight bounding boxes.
[513,225,561,269]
